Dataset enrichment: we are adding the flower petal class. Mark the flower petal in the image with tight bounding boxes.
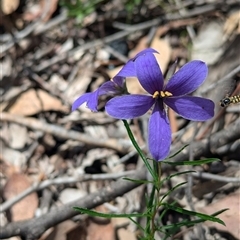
[134,48,159,59]
[72,78,127,112]
[135,52,164,94]
[72,92,92,111]
[165,61,208,96]
[99,79,123,95]
[87,89,100,112]
[116,60,136,77]
[115,48,159,78]
[105,95,154,119]
[148,102,171,161]
[164,96,214,121]
[112,76,125,88]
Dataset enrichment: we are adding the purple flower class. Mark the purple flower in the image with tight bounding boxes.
[72,48,158,112]
[72,76,127,112]
[105,50,214,161]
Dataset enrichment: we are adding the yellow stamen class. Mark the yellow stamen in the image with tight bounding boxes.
[153,90,173,99]
[153,91,160,98]
[160,91,173,97]
[164,91,173,97]
[160,91,165,97]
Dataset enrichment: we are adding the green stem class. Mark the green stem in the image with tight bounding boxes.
[122,120,155,180]
[150,162,162,237]
[122,120,164,239]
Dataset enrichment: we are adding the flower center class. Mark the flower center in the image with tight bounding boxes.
[152,91,173,99]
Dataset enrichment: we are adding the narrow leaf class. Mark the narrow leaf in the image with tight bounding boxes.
[129,217,145,232]
[74,207,148,218]
[162,170,196,183]
[163,158,220,166]
[161,182,187,202]
[167,145,189,158]
[162,203,226,225]
[123,178,153,184]
[160,208,228,230]
[123,120,156,181]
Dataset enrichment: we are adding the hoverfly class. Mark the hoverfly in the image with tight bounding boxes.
[220,94,240,107]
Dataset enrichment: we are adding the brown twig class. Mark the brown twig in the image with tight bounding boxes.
[0,168,146,240]
[1,112,130,153]
[191,171,240,183]
[166,118,240,166]
[0,170,137,213]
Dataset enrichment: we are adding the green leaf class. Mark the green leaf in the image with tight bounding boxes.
[60,0,104,21]
[123,178,154,184]
[163,158,220,166]
[161,203,226,225]
[129,217,145,232]
[167,145,189,158]
[74,207,149,218]
[160,208,228,230]
[162,170,196,183]
[122,120,156,181]
[160,182,187,202]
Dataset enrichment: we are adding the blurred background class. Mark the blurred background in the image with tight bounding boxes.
[0,0,239,239]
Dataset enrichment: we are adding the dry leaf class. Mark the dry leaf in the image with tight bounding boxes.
[126,77,147,95]
[117,229,137,240]
[87,219,115,240]
[113,217,137,240]
[1,145,26,169]
[198,192,240,239]
[2,237,20,240]
[84,205,115,240]
[191,21,226,65]
[8,123,28,149]
[1,0,20,15]
[0,55,12,79]
[168,108,178,133]
[42,220,79,240]
[40,0,59,22]
[65,58,94,104]
[59,188,87,204]
[3,173,38,221]
[150,37,171,73]
[224,10,240,37]
[23,0,59,22]
[49,74,68,92]
[66,224,87,240]
[8,88,67,116]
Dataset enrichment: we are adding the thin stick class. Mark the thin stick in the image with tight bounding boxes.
[1,112,130,153]
[0,170,136,213]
